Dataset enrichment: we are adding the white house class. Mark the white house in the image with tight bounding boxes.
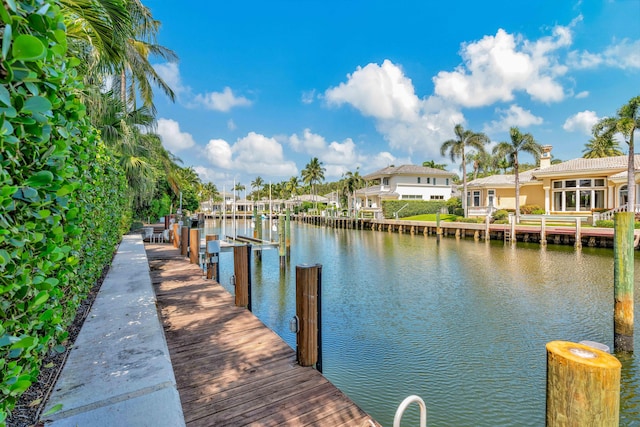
[355,165,456,216]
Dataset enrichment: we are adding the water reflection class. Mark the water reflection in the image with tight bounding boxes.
[206,219,639,426]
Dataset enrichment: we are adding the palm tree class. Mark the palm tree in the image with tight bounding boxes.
[287,176,300,198]
[440,124,490,217]
[251,176,264,201]
[344,169,365,216]
[493,127,542,223]
[301,157,326,211]
[582,133,624,159]
[422,160,448,170]
[466,150,495,180]
[593,96,640,209]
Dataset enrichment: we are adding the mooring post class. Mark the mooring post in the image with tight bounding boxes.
[180,225,189,257]
[575,217,582,248]
[436,212,441,244]
[256,209,263,241]
[295,264,322,372]
[278,214,286,268]
[205,234,219,280]
[253,206,258,239]
[546,340,621,426]
[172,223,179,248]
[286,208,291,258]
[485,215,490,241]
[189,228,200,265]
[540,216,547,246]
[614,211,634,352]
[233,244,252,310]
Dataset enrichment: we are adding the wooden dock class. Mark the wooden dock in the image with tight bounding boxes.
[145,243,379,427]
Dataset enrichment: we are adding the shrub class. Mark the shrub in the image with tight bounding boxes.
[457,217,484,223]
[446,197,461,214]
[596,220,640,229]
[382,200,448,219]
[532,209,545,215]
[493,210,510,221]
[520,204,542,214]
[0,1,127,420]
[453,208,464,217]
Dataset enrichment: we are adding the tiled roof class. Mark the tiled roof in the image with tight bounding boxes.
[467,169,538,187]
[533,155,640,176]
[363,164,455,180]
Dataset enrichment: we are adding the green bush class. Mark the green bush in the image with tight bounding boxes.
[493,209,510,221]
[382,200,448,219]
[596,220,640,229]
[0,1,127,421]
[446,197,461,213]
[520,204,541,214]
[453,208,464,216]
[532,209,545,215]
[457,217,484,223]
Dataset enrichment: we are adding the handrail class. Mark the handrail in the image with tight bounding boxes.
[598,204,640,221]
[393,395,427,427]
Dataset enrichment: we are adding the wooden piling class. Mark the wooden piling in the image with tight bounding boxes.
[180,226,189,257]
[295,264,322,371]
[540,217,547,246]
[614,212,634,352]
[172,223,180,248]
[546,340,621,426]
[286,208,291,257]
[575,218,582,248]
[253,206,258,239]
[189,228,199,265]
[278,214,285,268]
[205,234,219,280]
[233,244,252,310]
[436,213,441,243]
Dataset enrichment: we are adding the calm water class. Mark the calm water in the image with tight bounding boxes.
[207,219,640,426]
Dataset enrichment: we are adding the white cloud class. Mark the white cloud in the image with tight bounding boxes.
[569,39,640,70]
[288,129,363,178]
[227,119,237,130]
[154,62,188,96]
[433,24,572,107]
[484,105,543,133]
[194,87,252,112]
[324,61,464,159]
[301,89,316,104]
[204,132,297,177]
[156,118,196,152]
[289,128,327,153]
[193,165,226,183]
[563,110,599,135]
[575,91,589,99]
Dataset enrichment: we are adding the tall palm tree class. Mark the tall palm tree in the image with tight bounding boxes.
[301,157,326,211]
[582,133,624,159]
[493,127,542,223]
[251,176,264,201]
[287,176,300,198]
[422,160,448,170]
[344,169,365,215]
[440,124,490,217]
[593,96,640,209]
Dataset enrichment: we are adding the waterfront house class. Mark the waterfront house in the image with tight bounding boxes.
[466,146,640,218]
[355,165,456,218]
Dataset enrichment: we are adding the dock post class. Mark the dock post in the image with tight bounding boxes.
[436,213,441,244]
[295,264,322,372]
[253,206,258,239]
[233,244,252,310]
[172,223,180,248]
[614,212,634,352]
[189,228,199,265]
[546,340,620,426]
[575,218,582,248]
[286,208,291,258]
[205,234,219,280]
[510,214,516,245]
[540,217,547,246]
[180,226,189,257]
[256,209,263,240]
[485,215,490,241]
[278,214,285,268]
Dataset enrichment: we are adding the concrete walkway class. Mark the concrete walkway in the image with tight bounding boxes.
[42,235,185,426]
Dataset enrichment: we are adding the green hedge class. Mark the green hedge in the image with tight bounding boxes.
[382,200,448,219]
[0,1,128,422]
[595,220,640,229]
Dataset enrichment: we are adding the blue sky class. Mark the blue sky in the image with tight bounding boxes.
[144,0,640,189]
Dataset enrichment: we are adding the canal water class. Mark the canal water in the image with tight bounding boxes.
[207,219,639,426]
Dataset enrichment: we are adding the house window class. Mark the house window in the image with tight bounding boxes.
[430,195,444,200]
[426,177,431,184]
[446,178,449,185]
[488,189,496,206]
[382,177,389,185]
[433,178,437,185]
[417,177,421,184]
[467,191,481,207]
[401,194,421,199]
[552,178,606,211]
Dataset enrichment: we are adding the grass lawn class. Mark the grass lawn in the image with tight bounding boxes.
[402,213,458,221]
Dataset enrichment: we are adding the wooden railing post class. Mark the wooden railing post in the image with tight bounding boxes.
[233,245,252,310]
[546,341,620,426]
[614,211,634,352]
[172,223,180,248]
[205,234,219,281]
[189,228,199,265]
[180,226,189,257]
[278,214,285,268]
[295,264,322,372]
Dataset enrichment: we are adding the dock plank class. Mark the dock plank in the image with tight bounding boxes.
[145,243,379,427]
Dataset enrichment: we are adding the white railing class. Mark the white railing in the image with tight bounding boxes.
[393,395,427,427]
[595,204,640,222]
[468,205,497,217]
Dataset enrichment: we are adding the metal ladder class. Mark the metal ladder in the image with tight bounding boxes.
[360,395,427,427]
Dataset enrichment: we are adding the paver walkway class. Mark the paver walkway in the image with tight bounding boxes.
[146,242,379,427]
